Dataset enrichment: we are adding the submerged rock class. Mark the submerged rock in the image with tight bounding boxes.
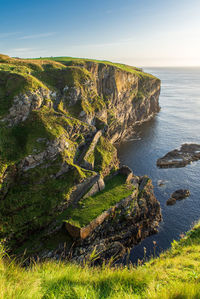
[157,143,200,168]
[157,180,167,187]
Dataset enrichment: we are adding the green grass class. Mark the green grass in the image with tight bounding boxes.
[37,56,158,80]
[1,222,200,298]
[65,173,134,228]
[93,136,118,175]
[0,161,90,248]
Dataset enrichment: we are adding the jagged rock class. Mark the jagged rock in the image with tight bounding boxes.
[171,189,190,200]
[157,143,200,168]
[19,137,70,172]
[83,177,105,198]
[82,130,102,170]
[66,86,81,106]
[2,88,52,126]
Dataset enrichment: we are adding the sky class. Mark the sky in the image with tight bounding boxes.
[1,0,200,66]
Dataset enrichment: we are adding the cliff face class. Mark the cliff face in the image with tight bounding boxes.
[84,61,160,142]
[0,54,161,254]
[56,60,160,142]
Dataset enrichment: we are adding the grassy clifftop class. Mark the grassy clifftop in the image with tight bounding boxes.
[35,56,157,79]
[0,221,200,298]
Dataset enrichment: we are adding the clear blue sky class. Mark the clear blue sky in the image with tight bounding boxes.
[1,0,200,66]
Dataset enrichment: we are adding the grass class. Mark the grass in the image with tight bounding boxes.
[0,157,95,250]
[37,56,158,80]
[0,222,200,298]
[65,173,134,228]
[94,136,118,175]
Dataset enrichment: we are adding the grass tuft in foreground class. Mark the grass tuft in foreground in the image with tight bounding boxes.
[1,222,200,298]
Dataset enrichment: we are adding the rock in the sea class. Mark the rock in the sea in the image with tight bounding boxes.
[166,197,177,206]
[157,143,200,168]
[157,180,166,187]
[166,189,190,206]
[171,189,190,200]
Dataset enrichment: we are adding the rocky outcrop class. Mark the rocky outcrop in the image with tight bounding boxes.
[19,137,70,172]
[62,176,161,265]
[65,167,138,240]
[82,130,102,170]
[167,189,190,206]
[157,144,200,168]
[1,88,52,127]
[83,177,105,198]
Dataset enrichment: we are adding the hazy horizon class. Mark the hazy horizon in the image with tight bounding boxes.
[1,0,200,67]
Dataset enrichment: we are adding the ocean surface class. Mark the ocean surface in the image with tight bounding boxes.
[116,67,200,264]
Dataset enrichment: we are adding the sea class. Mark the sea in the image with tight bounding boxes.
[116,67,200,264]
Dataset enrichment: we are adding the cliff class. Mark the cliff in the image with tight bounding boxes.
[0,54,161,254]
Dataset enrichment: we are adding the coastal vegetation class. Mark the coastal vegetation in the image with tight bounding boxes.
[65,173,135,228]
[0,221,200,298]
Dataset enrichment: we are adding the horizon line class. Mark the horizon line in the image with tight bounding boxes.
[3,53,200,68]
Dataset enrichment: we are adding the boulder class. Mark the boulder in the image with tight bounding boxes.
[171,189,190,200]
[166,189,190,206]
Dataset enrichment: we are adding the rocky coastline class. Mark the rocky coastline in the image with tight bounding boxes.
[0,54,161,263]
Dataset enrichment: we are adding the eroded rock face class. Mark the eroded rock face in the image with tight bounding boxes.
[157,144,200,168]
[1,88,51,126]
[19,137,70,172]
[60,62,161,143]
[89,64,161,143]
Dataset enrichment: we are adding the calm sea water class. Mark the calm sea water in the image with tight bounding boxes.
[116,67,200,264]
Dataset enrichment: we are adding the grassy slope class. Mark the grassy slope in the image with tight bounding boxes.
[0,55,98,248]
[65,173,134,227]
[1,222,200,298]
